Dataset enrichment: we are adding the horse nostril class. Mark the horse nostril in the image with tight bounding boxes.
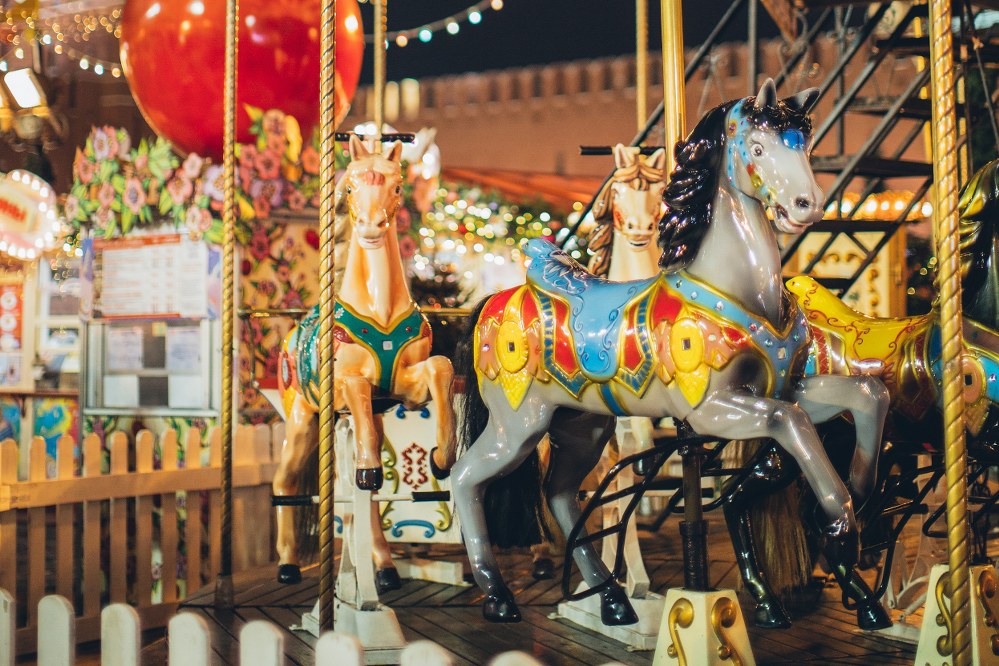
[793,196,813,210]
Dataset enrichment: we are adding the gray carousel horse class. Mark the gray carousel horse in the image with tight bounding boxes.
[451,80,891,624]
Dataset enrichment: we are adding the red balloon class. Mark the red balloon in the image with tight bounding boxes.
[120,0,364,159]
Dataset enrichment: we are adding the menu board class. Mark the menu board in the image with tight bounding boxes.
[92,235,210,319]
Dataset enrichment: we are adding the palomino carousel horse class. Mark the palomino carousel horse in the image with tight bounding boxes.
[272,135,458,585]
[726,157,999,630]
[451,80,891,624]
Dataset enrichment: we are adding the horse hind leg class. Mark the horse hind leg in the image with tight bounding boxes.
[450,393,551,622]
[368,413,402,594]
[547,410,638,626]
[271,393,319,583]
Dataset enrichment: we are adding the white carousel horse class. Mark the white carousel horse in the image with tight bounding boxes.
[271,136,458,587]
[452,80,890,624]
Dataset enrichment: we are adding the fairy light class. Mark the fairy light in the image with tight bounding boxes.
[368,0,501,46]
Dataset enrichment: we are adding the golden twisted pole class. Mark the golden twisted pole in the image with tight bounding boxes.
[317,0,338,633]
[373,0,386,135]
[636,0,648,131]
[928,0,971,661]
[660,0,685,174]
[215,0,238,610]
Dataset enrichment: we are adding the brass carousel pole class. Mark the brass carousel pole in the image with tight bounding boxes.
[636,0,648,131]
[660,0,685,174]
[928,0,971,660]
[373,0,386,135]
[215,0,238,609]
[317,0,338,633]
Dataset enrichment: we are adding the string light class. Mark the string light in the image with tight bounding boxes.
[366,0,502,47]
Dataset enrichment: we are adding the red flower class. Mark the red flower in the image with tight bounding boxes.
[304,228,320,250]
[254,150,281,180]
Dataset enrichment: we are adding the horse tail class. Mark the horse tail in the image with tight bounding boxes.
[734,440,812,596]
[456,295,549,549]
[295,416,320,564]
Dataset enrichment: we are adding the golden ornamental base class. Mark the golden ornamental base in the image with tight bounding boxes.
[652,588,755,666]
[914,563,999,665]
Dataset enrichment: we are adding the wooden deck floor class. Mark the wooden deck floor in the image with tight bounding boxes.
[143,515,918,665]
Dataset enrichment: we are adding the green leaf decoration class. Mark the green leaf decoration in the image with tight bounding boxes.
[159,192,174,216]
[120,208,134,234]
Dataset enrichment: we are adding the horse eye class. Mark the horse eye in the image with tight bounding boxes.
[751,143,764,157]
[395,185,402,194]
[346,186,352,194]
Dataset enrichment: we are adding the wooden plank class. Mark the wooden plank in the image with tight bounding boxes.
[0,462,278,510]
[0,589,12,666]
[37,595,74,664]
[161,430,179,604]
[109,432,129,603]
[241,606,314,666]
[0,440,18,604]
[82,434,103,620]
[184,430,203,597]
[239,620,284,666]
[168,612,211,666]
[26,438,46,626]
[520,606,645,666]
[54,435,76,602]
[134,431,154,608]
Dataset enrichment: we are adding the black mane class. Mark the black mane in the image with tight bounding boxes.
[959,158,999,328]
[657,96,814,273]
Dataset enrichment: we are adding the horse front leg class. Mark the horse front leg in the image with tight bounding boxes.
[271,393,318,583]
[790,375,890,505]
[685,390,859,567]
[401,355,457,475]
[342,376,383,490]
[367,413,402,594]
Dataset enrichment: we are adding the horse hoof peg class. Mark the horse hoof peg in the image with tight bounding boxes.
[483,591,521,623]
[277,564,302,585]
[600,587,639,626]
[753,602,792,629]
[375,567,403,594]
[531,558,555,580]
[429,447,450,481]
[856,602,892,631]
[356,467,383,490]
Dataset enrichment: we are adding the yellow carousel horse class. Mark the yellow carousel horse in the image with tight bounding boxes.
[271,135,458,586]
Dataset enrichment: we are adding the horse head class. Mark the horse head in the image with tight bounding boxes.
[729,79,823,234]
[337,135,404,251]
[601,145,666,250]
[404,128,441,214]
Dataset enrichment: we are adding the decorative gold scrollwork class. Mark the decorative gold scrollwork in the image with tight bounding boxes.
[666,597,695,665]
[978,567,999,656]
[710,596,745,665]
[936,571,954,657]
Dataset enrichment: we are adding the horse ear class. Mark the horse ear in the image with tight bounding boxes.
[384,140,404,163]
[612,143,633,169]
[645,147,667,172]
[349,134,368,160]
[754,78,777,109]
[784,87,820,113]
[424,127,437,145]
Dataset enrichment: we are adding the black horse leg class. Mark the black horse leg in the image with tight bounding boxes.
[830,563,892,630]
[722,444,799,628]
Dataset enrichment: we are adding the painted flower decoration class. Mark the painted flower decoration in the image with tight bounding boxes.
[301,146,320,175]
[167,176,194,203]
[97,183,115,208]
[254,150,281,181]
[183,153,205,179]
[74,149,95,184]
[92,128,112,161]
[123,177,147,213]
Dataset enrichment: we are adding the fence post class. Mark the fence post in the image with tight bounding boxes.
[490,653,545,666]
[100,604,140,666]
[400,640,454,665]
[0,589,13,666]
[167,613,210,666]
[315,632,363,666]
[37,595,75,666]
[239,621,283,666]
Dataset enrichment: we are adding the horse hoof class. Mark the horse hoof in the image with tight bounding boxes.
[531,558,554,580]
[857,602,892,631]
[277,564,301,585]
[429,447,450,481]
[600,586,638,626]
[753,601,792,629]
[376,567,402,594]
[356,467,383,490]
[483,591,521,623]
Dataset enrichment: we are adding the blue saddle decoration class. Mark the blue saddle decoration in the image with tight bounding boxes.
[525,239,658,383]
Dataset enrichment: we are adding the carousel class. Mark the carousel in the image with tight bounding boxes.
[0,0,997,664]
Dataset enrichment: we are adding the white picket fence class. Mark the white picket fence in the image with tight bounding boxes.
[0,425,281,655]
[0,589,628,665]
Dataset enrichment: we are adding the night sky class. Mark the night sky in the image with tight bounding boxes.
[358,0,782,82]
